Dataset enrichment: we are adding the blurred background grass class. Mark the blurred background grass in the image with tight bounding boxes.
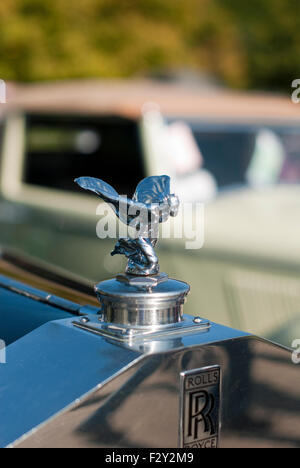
[0,0,299,91]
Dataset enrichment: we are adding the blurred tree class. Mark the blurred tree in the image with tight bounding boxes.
[0,0,298,91]
[218,0,300,91]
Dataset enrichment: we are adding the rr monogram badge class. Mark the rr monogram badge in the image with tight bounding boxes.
[180,366,221,448]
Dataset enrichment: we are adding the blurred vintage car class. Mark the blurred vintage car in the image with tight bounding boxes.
[0,80,300,347]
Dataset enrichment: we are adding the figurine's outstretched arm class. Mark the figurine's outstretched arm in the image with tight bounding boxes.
[75,177,119,203]
[75,176,149,226]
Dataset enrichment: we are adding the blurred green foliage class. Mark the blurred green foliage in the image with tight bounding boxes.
[0,0,299,90]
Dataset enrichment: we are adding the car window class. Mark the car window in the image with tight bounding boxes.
[179,121,300,189]
[23,114,145,195]
[278,131,300,183]
[192,130,256,188]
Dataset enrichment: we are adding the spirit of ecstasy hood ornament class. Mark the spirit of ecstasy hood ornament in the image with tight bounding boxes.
[74,175,189,328]
[75,175,179,276]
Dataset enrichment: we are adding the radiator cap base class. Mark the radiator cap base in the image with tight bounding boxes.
[94,273,190,327]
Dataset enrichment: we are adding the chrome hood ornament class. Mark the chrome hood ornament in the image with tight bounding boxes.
[75,175,189,328]
[75,175,179,276]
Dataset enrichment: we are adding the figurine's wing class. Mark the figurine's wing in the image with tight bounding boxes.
[132,175,170,204]
[75,177,120,203]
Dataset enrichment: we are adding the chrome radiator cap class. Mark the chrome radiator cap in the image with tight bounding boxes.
[95,273,190,326]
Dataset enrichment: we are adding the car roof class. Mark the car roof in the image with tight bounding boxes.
[4,79,300,124]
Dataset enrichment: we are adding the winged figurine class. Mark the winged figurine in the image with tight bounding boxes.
[75,175,179,276]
